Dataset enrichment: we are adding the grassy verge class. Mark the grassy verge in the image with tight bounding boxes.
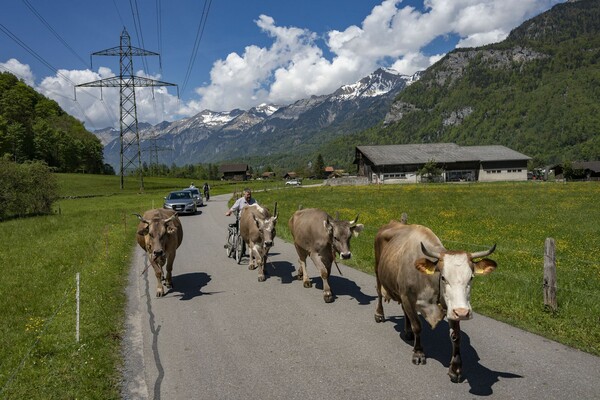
[257,182,600,356]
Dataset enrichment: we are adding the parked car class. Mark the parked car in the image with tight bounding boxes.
[183,187,203,207]
[285,179,301,186]
[163,190,197,214]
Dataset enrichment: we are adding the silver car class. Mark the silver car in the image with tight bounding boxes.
[163,190,197,214]
[183,188,204,207]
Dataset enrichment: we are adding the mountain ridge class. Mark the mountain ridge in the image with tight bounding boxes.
[98,68,420,170]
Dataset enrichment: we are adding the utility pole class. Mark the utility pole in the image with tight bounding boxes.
[76,28,177,190]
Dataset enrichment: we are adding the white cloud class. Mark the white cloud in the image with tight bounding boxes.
[0,58,35,86]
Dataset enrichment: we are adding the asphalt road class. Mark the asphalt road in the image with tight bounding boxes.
[122,193,600,400]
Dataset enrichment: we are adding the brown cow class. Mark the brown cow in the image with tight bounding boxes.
[135,209,183,297]
[288,208,364,303]
[374,220,496,382]
[239,203,278,282]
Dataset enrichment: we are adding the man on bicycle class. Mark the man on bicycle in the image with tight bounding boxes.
[203,182,210,201]
[225,188,257,217]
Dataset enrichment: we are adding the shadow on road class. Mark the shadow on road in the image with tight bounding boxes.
[264,259,297,283]
[386,316,522,395]
[170,272,214,300]
[309,275,377,305]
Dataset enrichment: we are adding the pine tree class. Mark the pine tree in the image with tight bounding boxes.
[313,154,325,178]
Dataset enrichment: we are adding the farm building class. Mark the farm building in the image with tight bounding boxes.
[551,161,600,181]
[219,163,250,181]
[354,143,531,183]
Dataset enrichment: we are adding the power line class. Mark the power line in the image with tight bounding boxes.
[21,0,89,69]
[129,0,150,74]
[181,0,212,95]
[111,0,126,27]
[0,23,75,86]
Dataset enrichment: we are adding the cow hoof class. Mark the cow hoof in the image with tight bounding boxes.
[303,281,312,288]
[156,290,164,298]
[412,351,426,365]
[295,274,303,281]
[448,369,462,383]
[374,314,385,323]
[166,282,173,289]
[248,264,258,270]
[323,294,334,303]
[258,275,266,282]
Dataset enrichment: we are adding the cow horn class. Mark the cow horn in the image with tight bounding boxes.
[164,213,178,223]
[471,244,496,259]
[349,213,360,226]
[420,242,441,260]
[133,213,148,224]
[273,202,278,218]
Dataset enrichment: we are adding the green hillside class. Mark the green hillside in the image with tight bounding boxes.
[321,0,600,170]
[0,72,105,173]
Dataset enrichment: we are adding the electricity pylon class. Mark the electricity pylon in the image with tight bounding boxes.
[76,28,177,190]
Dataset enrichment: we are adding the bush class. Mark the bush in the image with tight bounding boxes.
[0,158,58,220]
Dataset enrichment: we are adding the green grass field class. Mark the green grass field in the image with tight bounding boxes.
[1,175,598,398]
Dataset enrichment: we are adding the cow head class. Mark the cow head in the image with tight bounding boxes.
[325,213,364,260]
[252,203,278,248]
[415,243,497,321]
[136,213,179,266]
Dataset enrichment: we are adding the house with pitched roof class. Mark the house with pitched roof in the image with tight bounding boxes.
[219,163,250,181]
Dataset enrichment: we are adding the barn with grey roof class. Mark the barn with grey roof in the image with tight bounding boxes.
[354,143,531,183]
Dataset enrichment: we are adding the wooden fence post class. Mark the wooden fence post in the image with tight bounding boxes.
[401,212,408,224]
[543,237,558,311]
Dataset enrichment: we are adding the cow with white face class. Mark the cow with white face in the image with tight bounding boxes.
[289,208,364,303]
[374,220,496,382]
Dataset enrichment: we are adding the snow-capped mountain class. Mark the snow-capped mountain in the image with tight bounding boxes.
[98,68,420,168]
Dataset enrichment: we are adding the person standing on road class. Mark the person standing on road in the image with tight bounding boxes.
[225,188,256,217]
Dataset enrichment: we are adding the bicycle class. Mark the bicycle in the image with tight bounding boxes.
[225,219,245,263]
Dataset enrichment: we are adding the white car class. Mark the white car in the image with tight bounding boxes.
[285,179,301,186]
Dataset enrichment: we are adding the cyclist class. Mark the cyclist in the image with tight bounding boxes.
[203,182,210,201]
[225,188,256,217]
[225,188,257,258]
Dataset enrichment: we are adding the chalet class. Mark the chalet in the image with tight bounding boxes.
[219,163,250,181]
[354,143,531,183]
[261,171,276,179]
[283,172,298,179]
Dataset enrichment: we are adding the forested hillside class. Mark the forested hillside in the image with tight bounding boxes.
[320,0,600,170]
[0,72,105,173]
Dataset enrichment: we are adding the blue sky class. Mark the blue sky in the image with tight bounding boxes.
[1,0,564,129]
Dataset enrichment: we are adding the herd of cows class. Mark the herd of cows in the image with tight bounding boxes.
[134,200,498,383]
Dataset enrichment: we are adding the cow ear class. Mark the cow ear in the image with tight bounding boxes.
[415,258,437,275]
[351,223,364,237]
[474,258,497,275]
